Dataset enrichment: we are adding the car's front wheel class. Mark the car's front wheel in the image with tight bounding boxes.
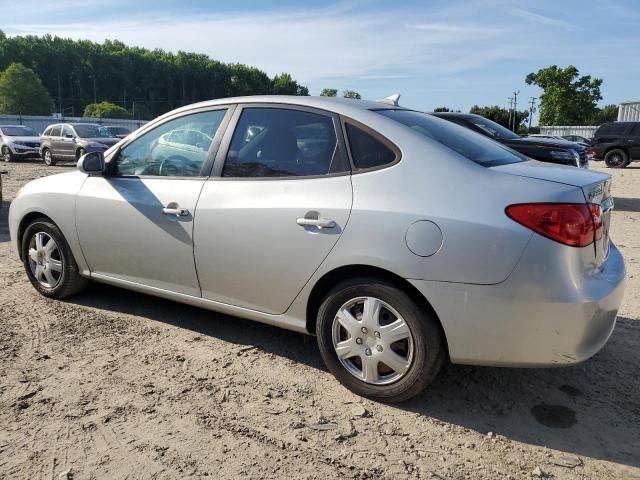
[2,146,14,162]
[21,219,88,298]
[604,149,630,168]
[42,148,57,166]
[316,278,444,402]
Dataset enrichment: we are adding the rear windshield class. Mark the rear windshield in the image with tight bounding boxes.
[377,110,526,166]
[1,126,38,136]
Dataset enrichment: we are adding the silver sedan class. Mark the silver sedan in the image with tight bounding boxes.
[8,96,626,402]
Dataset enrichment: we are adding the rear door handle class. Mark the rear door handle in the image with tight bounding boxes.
[162,206,190,217]
[297,216,336,229]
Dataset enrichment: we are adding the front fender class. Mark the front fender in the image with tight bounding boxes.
[9,171,90,275]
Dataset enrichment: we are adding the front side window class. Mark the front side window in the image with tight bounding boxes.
[50,126,61,137]
[345,123,396,169]
[115,109,227,177]
[222,108,338,177]
[378,109,526,167]
[74,124,114,138]
[61,125,74,137]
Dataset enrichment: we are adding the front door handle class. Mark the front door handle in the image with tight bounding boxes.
[297,212,336,229]
[162,206,190,217]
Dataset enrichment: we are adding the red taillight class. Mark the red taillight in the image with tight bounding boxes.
[587,147,596,158]
[506,203,600,247]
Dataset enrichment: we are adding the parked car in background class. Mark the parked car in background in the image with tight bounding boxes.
[432,112,589,168]
[562,134,591,146]
[1,125,41,162]
[102,125,131,139]
[39,123,120,166]
[9,96,625,402]
[588,121,640,168]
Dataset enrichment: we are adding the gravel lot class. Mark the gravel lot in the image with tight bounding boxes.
[1,159,639,480]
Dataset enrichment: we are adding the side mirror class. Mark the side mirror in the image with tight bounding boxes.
[77,151,104,175]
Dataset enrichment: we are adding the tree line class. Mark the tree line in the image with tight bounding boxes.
[0,31,309,119]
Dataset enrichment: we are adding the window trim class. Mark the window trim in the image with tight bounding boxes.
[340,116,402,173]
[209,103,351,181]
[105,105,235,180]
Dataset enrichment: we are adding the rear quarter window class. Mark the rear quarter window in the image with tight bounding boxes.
[345,123,397,169]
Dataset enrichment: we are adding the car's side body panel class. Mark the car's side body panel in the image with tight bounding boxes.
[8,171,90,275]
[194,175,353,314]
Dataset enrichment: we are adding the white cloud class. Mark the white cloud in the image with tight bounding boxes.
[506,7,572,28]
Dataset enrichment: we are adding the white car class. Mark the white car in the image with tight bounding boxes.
[1,125,41,162]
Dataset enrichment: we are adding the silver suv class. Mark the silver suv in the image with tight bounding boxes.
[1,125,41,162]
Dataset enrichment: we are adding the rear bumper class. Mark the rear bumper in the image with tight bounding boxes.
[410,241,626,367]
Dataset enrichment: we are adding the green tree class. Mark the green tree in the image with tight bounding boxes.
[592,104,618,124]
[433,106,450,112]
[469,105,529,131]
[84,101,131,119]
[343,89,361,99]
[272,72,308,96]
[320,88,338,97]
[0,62,53,115]
[525,65,602,126]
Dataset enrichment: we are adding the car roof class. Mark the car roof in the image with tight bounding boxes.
[161,95,402,120]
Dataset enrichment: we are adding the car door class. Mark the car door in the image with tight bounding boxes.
[59,125,77,158]
[193,105,353,314]
[75,107,232,296]
[47,125,62,157]
[628,124,640,160]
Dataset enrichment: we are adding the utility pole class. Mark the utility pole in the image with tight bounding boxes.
[512,90,520,132]
[528,97,537,131]
[507,97,514,131]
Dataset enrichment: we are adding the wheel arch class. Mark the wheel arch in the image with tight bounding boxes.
[17,212,54,260]
[305,264,450,359]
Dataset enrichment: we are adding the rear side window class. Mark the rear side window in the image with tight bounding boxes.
[223,108,338,178]
[377,109,526,167]
[596,123,626,136]
[345,124,396,169]
[630,124,640,136]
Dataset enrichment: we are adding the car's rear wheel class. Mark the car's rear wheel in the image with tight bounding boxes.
[604,149,630,168]
[2,146,14,162]
[316,278,444,402]
[42,148,56,166]
[21,219,88,298]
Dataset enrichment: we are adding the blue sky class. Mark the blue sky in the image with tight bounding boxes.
[1,0,639,119]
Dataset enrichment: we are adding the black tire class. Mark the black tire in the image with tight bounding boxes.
[42,148,57,166]
[316,277,444,402]
[76,148,86,161]
[2,146,13,162]
[604,149,630,168]
[21,219,88,299]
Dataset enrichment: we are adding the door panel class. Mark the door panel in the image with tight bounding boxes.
[194,176,352,314]
[76,177,204,296]
[60,125,76,157]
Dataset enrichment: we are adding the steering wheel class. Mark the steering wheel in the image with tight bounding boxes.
[159,156,193,176]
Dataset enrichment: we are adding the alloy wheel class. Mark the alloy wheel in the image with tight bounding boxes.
[28,232,63,288]
[331,296,415,385]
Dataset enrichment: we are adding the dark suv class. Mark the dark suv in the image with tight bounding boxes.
[432,112,588,168]
[588,121,640,168]
[40,123,119,166]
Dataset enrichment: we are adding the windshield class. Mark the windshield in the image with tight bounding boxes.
[467,116,521,140]
[1,126,38,136]
[74,125,115,138]
[377,110,526,166]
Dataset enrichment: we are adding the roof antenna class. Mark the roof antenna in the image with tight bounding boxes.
[377,94,401,107]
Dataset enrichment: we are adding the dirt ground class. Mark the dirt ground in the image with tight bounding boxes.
[0,159,639,480]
